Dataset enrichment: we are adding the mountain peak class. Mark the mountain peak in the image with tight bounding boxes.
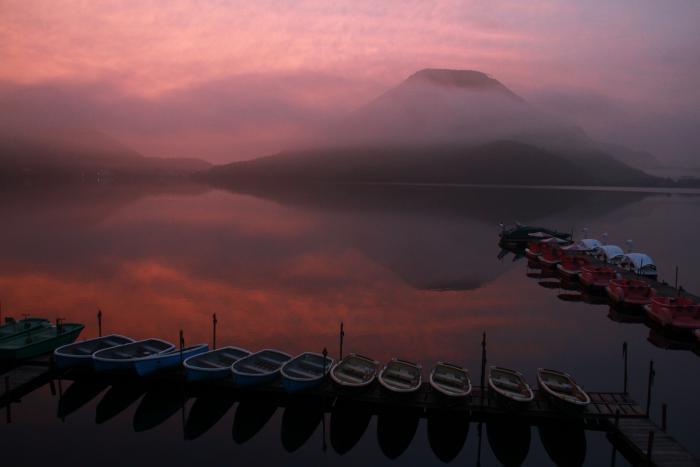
[406,68,523,100]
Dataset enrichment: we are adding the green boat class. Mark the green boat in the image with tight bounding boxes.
[0,322,84,360]
[0,317,51,343]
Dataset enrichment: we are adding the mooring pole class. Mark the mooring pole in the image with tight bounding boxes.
[661,403,668,431]
[480,331,487,407]
[622,342,628,394]
[645,360,655,417]
[647,430,654,463]
[675,266,679,293]
[322,347,328,377]
[339,322,344,360]
[212,313,218,350]
[97,309,102,337]
[179,329,184,364]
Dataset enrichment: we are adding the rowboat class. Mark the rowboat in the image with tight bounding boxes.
[606,279,653,308]
[645,296,700,330]
[537,368,590,412]
[0,322,84,360]
[429,362,472,397]
[280,352,334,393]
[0,317,50,343]
[92,338,174,372]
[184,346,251,381]
[133,343,209,376]
[488,366,534,406]
[231,349,292,387]
[579,265,617,290]
[54,334,134,368]
[330,353,380,390]
[378,358,422,394]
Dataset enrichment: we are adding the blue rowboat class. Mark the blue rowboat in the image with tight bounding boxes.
[93,339,174,372]
[281,352,334,393]
[231,349,292,387]
[54,334,134,369]
[0,317,50,343]
[183,346,250,381]
[133,343,209,376]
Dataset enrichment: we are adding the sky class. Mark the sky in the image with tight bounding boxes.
[1,0,699,165]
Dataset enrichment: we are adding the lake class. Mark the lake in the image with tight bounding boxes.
[1,182,699,466]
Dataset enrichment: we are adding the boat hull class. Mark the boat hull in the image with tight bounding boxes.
[282,376,326,393]
[232,371,279,387]
[134,344,209,376]
[54,335,134,369]
[0,325,84,361]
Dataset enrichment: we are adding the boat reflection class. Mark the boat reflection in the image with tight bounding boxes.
[376,406,421,459]
[132,382,187,432]
[486,418,531,466]
[95,380,148,424]
[184,388,235,440]
[280,397,325,452]
[330,398,373,455]
[538,420,587,467]
[607,305,646,324]
[426,409,469,463]
[231,396,278,444]
[57,379,109,420]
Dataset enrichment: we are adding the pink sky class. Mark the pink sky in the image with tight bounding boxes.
[1,0,699,163]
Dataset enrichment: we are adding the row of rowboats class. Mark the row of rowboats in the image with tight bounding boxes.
[52,334,591,412]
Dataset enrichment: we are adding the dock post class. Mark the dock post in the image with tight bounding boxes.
[661,403,667,431]
[97,309,102,337]
[647,430,654,463]
[622,342,628,394]
[675,266,679,293]
[179,329,184,364]
[645,360,655,417]
[480,331,487,407]
[339,322,344,360]
[212,313,217,350]
[322,347,328,377]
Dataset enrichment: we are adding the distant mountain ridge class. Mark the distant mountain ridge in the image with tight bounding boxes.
[204,68,673,188]
[0,128,210,182]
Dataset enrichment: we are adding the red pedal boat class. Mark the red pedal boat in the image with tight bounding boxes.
[538,243,564,267]
[645,296,700,330]
[606,279,654,307]
[557,256,590,279]
[579,265,617,290]
[525,241,544,260]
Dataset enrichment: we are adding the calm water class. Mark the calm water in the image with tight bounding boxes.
[1,182,699,466]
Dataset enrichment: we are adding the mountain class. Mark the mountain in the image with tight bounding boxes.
[205,140,659,187]
[204,69,670,187]
[0,128,210,182]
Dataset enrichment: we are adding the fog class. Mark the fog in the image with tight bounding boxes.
[2,68,698,169]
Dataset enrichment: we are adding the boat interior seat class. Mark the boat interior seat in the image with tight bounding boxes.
[285,367,321,379]
[493,376,523,392]
[546,380,574,393]
[383,373,418,389]
[433,373,466,388]
[335,370,366,383]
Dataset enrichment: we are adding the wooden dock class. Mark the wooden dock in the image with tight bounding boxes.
[609,418,700,467]
[0,365,52,407]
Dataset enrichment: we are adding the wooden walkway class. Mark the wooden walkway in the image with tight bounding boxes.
[609,418,700,467]
[0,365,52,407]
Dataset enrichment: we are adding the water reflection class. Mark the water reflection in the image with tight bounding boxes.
[486,418,531,466]
[2,182,700,464]
[538,421,587,467]
[426,409,470,463]
[280,397,325,452]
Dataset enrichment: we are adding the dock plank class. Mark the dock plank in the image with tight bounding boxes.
[611,418,700,467]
